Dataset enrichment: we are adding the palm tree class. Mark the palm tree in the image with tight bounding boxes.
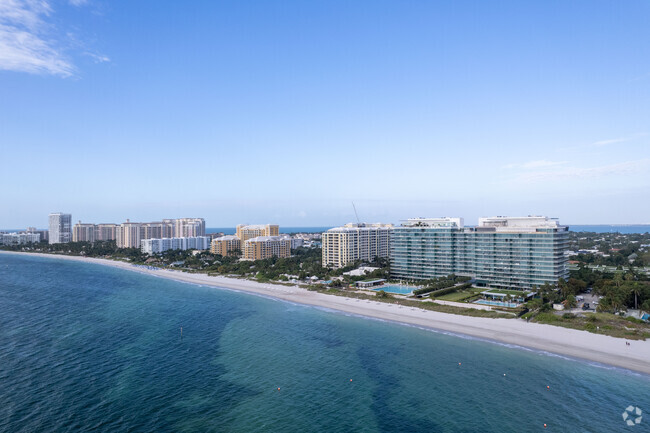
[558,278,569,299]
[630,283,642,310]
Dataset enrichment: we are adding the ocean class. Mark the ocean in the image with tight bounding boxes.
[0,253,648,432]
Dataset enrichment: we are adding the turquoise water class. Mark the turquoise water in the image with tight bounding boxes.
[374,285,413,295]
[1,253,649,432]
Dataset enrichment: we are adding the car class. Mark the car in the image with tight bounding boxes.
[582,303,590,310]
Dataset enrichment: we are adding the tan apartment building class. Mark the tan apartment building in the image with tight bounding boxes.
[96,224,118,241]
[243,235,291,260]
[236,224,279,243]
[173,218,206,237]
[322,223,393,268]
[210,235,241,256]
[115,218,205,248]
[116,220,143,248]
[72,221,96,242]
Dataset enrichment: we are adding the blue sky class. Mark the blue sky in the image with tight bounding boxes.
[1,0,649,228]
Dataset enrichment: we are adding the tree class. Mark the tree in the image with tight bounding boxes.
[567,278,586,296]
[630,282,642,310]
[564,295,577,309]
[613,272,624,289]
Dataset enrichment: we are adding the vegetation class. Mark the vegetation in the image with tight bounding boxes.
[0,240,148,262]
[435,287,484,302]
[569,230,650,268]
[531,312,650,340]
[428,282,473,298]
[412,274,471,296]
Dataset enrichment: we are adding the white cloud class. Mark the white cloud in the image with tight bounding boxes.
[503,160,567,170]
[0,0,74,76]
[512,159,650,183]
[86,52,109,63]
[591,133,648,147]
[69,0,88,6]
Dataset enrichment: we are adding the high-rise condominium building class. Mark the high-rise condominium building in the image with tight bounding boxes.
[390,216,569,290]
[322,223,393,268]
[116,220,143,248]
[172,218,206,238]
[243,236,291,260]
[236,224,279,242]
[96,224,118,241]
[70,223,118,243]
[48,213,72,244]
[115,218,205,248]
[72,221,96,242]
[210,235,241,256]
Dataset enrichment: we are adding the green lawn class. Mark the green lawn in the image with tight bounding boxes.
[484,289,530,296]
[436,288,484,302]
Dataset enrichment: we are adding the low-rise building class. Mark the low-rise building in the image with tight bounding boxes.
[141,236,210,254]
[0,233,41,245]
[26,227,48,242]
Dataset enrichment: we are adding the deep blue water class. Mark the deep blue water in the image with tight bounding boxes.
[1,253,649,432]
[207,227,331,235]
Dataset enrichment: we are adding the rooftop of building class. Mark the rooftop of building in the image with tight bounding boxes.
[237,224,279,230]
[245,235,291,242]
[401,217,465,228]
[214,235,240,241]
[326,223,394,232]
[398,216,566,231]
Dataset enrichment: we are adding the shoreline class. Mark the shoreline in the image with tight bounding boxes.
[3,251,650,376]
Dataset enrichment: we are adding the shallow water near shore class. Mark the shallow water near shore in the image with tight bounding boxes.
[1,254,648,432]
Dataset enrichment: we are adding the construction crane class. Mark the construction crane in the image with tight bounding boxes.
[352,202,361,226]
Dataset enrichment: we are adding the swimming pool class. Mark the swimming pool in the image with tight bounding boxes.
[373,285,414,295]
[475,300,519,308]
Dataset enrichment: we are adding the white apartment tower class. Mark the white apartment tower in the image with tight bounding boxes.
[48,213,72,244]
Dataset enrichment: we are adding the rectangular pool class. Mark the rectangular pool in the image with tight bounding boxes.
[475,300,519,308]
[373,285,413,295]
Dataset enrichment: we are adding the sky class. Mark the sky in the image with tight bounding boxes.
[1,0,649,229]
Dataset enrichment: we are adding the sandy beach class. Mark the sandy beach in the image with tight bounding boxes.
[4,251,650,375]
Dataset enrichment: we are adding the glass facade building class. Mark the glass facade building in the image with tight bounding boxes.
[390,217,569,290]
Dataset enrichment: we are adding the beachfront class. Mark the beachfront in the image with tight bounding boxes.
[3,251,650,375]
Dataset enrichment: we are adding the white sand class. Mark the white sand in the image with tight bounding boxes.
[4,251,650,375]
